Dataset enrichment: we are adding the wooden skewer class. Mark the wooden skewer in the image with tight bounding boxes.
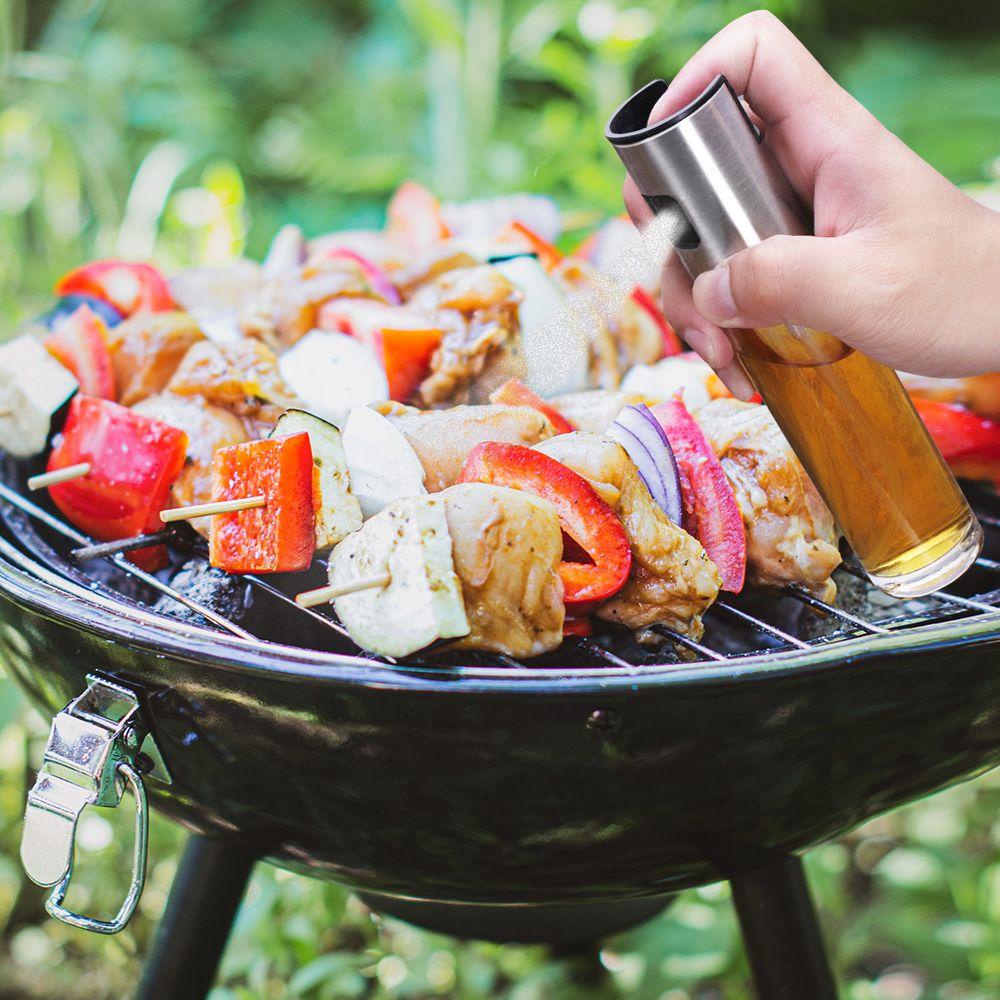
[295,573,392,608]
[160,495,266,523]
[28,462,91,491]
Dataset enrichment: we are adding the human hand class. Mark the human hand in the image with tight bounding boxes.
[623,11,1000,399]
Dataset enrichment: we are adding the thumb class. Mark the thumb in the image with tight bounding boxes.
[692,234,853,333]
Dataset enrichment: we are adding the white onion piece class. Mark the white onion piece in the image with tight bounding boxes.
[608,404,683,524]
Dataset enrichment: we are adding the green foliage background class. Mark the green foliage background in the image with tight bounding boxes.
[1,0,999,997]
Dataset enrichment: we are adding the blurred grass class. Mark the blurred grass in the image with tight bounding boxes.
[1,0,1000,997]
[1,670,998,999]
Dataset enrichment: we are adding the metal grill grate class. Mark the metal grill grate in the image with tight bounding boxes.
[2,475,1000,672]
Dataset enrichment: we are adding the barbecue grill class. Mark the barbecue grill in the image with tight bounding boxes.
[3,451,999,1000]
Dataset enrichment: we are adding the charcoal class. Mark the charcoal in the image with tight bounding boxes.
[155,558,254,626]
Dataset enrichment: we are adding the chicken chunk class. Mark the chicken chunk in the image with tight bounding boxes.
[167,339,298,431]
[240,255,374,349]
[442,483,565,657]
[106,311,205,406]
[388,404,554,492]
[409,266,524,404]
[550,389,652,433]
[695,398,841,600]
[132,393,248,535]
[535,432,720,637]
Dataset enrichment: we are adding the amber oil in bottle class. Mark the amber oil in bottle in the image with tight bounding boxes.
[734,324,982,597]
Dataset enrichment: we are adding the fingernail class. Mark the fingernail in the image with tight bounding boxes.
[682,328,720,368]
[694,265,738,322]
[719,362,756,402]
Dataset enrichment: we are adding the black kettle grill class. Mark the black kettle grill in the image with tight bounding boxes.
[2,453,999,1000]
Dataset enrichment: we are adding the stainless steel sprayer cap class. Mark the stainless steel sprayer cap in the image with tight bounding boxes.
[605,76,809,280]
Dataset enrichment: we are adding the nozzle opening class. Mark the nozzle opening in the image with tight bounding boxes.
[605,76,729,146]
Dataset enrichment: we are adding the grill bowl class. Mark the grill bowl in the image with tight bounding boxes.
[2,463,999,907]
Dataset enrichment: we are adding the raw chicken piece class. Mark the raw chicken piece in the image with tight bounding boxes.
[409,266,524,404]
[550,389,653,433]
[167,339,298,430]
[535,432,720,637]
[133,393,248,535]
[695,399,841,600]
[240,256,374,349]
[106,311,205,406]
[442,483,565,657]
[388,404,554,492]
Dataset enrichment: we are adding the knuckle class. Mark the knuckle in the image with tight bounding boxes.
[742,9,784,37]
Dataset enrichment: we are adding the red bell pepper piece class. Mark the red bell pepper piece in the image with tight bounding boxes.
[209,433,316,574]
[496,221,563,271]
[55,259,173,317]
[631,286,682,357]
[652,398,747,592]
[45,304,117,400]
[317,300,442,402]
[47,396,188,545]
[913,398,1000,487]
[459,442,631,606]
[319,248,401,304]
[563,615,593,637]
[386,181,450,254]
[379,327,443,401]
[490,379,575,434]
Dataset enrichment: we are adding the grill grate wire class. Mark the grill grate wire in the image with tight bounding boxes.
[2,476,1000,670]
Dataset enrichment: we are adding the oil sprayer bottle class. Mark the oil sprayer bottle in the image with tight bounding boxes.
[606,76,982,598]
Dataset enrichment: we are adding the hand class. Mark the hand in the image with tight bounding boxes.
[623,11,1000,399]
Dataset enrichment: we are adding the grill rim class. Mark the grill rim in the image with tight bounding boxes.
[3,529,999,693]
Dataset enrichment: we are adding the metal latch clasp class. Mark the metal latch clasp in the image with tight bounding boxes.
[20,675,170,934]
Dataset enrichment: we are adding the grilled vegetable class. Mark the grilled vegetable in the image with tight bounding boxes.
[55,259,173,317]
[329,494,470,657]
[45,304,117,400]
[271,409,362,549]
[653,399,748,594]
[320,248,400,304]
[608,404,683,525]
[458,442,632,606]
[0,335,78,457]
[319,301,443,402]
[208,433,316,574]
[47,396,188,543]
[491,254,590,398]
[40,294,124,330]
[278,330,389,425]
[341,405,427,517]
[913,398,1000,487]
[630,286,682,356]
[621,355,713,410]
[489,379,574,434]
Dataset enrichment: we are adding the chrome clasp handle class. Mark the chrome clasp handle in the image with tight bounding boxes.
[20,675,169,935]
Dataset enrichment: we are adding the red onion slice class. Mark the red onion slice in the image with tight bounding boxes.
[608,404,683,524]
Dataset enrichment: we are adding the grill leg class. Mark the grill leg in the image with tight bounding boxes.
[730,855,837,1000]
[136,835,256,1000]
